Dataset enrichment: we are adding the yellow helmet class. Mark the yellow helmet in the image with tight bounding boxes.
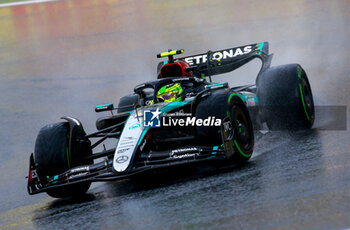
[157,83,183,102]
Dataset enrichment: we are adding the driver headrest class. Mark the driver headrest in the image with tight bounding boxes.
[159,61,192,78]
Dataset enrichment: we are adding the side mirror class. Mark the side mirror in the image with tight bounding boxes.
[95,103,114,113]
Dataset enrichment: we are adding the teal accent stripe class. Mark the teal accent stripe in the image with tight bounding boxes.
[96,103,112,108]
[137,127,149,146]
[239,94,259,103]
[207,82,225,88]
[234,139,251,158]
[258,42,264,50]
[258,42,264,54]
[163,60,168,64]
[52,175,59,184]
[211,145,219,155]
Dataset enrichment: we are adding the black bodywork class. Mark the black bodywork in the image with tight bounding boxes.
[27,42,272,195]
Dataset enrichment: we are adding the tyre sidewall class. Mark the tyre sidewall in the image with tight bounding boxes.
[257,64,314,129]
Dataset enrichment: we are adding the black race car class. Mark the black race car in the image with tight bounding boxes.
[27,42,314,198]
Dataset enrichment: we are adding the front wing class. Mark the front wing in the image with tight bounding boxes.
[27,145,226,195]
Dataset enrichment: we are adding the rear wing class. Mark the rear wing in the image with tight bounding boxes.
[157,42,273,79]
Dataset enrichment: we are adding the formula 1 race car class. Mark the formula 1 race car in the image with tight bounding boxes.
[27,42,314,198]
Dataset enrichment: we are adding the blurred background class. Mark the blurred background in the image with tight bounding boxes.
[0,0,349,229]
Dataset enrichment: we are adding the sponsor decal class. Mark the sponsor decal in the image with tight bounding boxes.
[70,166,89,173]
[68,172,88,180]
[119,141,134,145]
[163,116,221,127]
[117,148,130,154]
[145,100,153,105]
[31,170,38,179]
[184,46,252,65]
[140,139,147,151]
[171,153,198,159]
[170,147,199,159]
[144,108,161,127]
[171,147,198,154]
[239,93,259,107]
[145,107,222,127]
[117,145,135,148]
[144,107,222,127]
[115,155,129,164]
[163,109,191,117]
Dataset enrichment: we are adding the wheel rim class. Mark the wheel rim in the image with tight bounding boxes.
[303,82,312,112]
[232,106,251,148]
[300,77,314,121]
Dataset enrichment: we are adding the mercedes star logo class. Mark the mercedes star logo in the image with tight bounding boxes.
[116,155,129,164]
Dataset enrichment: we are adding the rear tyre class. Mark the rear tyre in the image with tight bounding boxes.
[257,64,315,130]
[34,122,92,198]
[195,90,254,163]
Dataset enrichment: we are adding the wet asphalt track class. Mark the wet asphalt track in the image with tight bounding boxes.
[0,0,350,229]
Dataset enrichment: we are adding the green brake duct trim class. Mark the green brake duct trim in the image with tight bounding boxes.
[298,66,302,79]
[298,66,310,121]
[228,93,238,103]
[299,83,311,121]
[227,93,252,158]
[234,140,251,158]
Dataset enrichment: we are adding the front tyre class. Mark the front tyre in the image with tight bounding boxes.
[223,94,254,162]
[195,90,254,163]
[34,121,92,198]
